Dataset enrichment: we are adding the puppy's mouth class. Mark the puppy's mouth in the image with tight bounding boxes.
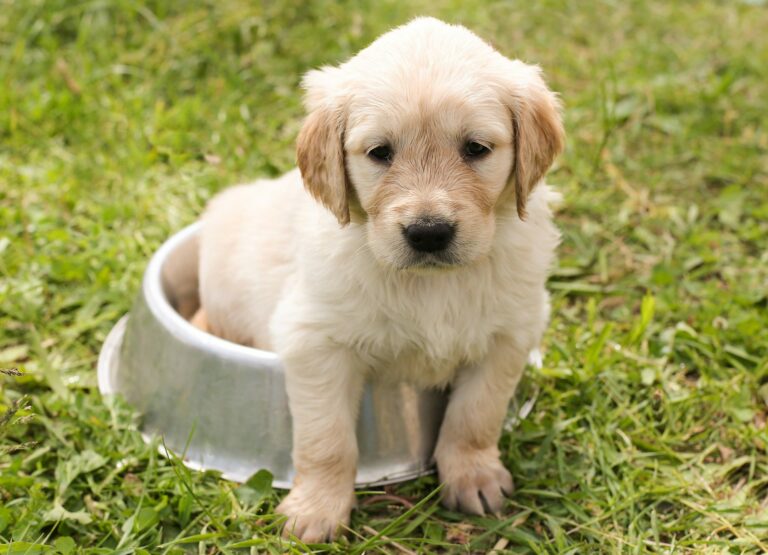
[398,250,463,272]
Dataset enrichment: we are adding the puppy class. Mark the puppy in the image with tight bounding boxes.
[197,17,564,542]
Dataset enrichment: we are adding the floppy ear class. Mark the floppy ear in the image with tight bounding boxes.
[296,69,351,226]
[505,61,565,219]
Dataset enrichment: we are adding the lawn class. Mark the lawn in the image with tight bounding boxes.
[1,0,767,552]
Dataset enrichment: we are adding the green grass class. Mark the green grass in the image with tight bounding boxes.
[1,0,767,552]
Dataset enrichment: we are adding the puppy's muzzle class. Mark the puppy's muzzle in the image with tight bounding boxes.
[402,220,456,253]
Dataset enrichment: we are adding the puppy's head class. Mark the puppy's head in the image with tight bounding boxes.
[297,17,564,271]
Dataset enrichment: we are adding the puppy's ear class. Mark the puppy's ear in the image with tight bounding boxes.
[296,68,350,226]
[504,61,565,219]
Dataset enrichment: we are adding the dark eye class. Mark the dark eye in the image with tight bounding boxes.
[464,141,491,158]
[368,145,393,163]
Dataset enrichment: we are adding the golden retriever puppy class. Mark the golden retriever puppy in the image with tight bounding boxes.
[197,17,564,542]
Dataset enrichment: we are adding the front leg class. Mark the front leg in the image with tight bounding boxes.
[276,340,365,543]
[434,335,529,515]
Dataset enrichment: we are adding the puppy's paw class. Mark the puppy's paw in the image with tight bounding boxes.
[277,482,355,543]
[437,447,513,516]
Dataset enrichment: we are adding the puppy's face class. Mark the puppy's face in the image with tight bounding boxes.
[297,18,564,271]
[344,86,512,270]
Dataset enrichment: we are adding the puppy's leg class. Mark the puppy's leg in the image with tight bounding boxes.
[435,336,528,515]
[276,344,364,543]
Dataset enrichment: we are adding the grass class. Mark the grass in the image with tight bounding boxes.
[1,0,767,552]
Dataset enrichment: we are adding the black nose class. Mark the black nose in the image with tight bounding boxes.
[403,221,455,253]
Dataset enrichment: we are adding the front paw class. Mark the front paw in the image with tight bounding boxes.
[277,481,355,543]
[436,446,514,516]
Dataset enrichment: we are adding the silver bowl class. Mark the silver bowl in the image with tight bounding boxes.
[98,223,449,488]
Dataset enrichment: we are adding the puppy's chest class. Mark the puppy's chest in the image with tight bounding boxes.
[350,277,503,386]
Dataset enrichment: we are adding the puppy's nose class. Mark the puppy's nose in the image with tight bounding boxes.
[403,221,455,252]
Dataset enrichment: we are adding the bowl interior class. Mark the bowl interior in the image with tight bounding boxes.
[160,229,201,321]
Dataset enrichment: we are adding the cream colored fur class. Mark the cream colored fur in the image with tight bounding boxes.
[197,17,564,543]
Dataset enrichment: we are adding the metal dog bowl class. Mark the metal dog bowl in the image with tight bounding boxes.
[97,222,449,488]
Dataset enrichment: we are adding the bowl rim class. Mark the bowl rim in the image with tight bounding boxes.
[143,221,280,365]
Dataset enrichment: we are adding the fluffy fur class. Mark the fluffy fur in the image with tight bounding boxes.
[197,17,564,542]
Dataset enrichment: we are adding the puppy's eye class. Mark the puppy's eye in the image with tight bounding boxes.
[464,141,491,158]
[368,145,393,163]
